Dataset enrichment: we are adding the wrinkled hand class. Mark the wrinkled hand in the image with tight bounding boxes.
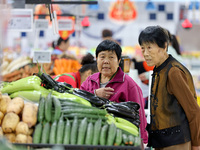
[95,87,114,99]
[192,146,200,150]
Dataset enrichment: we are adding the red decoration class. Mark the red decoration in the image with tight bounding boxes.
[109,0,137,23]
[81,16,90,27]
[182,19,192,29]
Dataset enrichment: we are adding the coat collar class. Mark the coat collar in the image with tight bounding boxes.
[153,54,173,73]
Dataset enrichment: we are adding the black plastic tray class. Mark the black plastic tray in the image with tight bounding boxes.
[13,143,142,150]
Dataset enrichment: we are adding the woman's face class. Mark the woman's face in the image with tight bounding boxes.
[97,50,120,78]
[140,42,167,67]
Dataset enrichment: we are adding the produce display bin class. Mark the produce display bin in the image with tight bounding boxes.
[14,143,142,150]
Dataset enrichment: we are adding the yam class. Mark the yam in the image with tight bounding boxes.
[27,136,32,143]
[0,95,11,114]
[15,134,27,143]
[2,112,20,133]
[16,122,29,135]
[0,127,3,136]
[0,111,4,125]
[27,128,33,136]
[4,133,16,143]
[22,103,37,128]
[7,97,24,114]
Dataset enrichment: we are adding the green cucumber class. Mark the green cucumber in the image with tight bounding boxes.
[63,113,107,120]
[61,108,107,115]
[122,134,129,145]
[99,124,109,145]
[37,97,45,123]
[106,123,117,145]
[134,136,141,146]
[45,92,52,122]
[63,119,71,144]
[92,119,102,145]
[56,114,65,144]
[128,135,135,145]
[41,122,50,144]
[33,123,43,144]
[52,97,61,122]
[114,129,122,146]
[85,122,94,145]
[77,117,88,145]
[49,120,57,144]
[70,116,79,145]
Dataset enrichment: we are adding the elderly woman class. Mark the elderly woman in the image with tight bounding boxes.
[80,40,148,144]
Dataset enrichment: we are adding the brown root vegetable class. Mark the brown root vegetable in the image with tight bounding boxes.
[7,97,24,114]
[27,128,33,136]
[0,127,3,136]
[16,122,29,135]
[0,95,11,114]
[4,133,16,143]
[22,103,37,128]
[2,112,20,133]
[15,134,27,143]
[27,136,32,143]
[0,111,4,125]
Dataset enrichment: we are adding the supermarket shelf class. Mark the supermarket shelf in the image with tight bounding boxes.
[13,143,142,150]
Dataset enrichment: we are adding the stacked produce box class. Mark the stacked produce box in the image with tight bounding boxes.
[0,73,142,149]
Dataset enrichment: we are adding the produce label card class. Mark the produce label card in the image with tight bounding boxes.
[8,9,33,32]
[33,50,51,63]
[35,19,49,30]
[58,19,73,31]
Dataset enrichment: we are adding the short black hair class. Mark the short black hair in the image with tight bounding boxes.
[102,29,113,38]
[138,26,169,49]
[96,40,122,61]
[79,53,98,74]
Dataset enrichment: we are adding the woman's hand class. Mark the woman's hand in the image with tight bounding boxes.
[95,87,114,99]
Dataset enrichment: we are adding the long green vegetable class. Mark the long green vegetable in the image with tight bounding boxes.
[1,75,41,94]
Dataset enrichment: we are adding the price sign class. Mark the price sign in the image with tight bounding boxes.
[58,19,73,31]
[35,19,49,30]
[33,50,51,63]
[8,9,33,32]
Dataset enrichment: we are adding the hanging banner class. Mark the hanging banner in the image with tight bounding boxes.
[109,0,137,24]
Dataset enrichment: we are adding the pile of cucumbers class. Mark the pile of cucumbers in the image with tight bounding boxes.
[33,116,141,146]
[34,92,141,146]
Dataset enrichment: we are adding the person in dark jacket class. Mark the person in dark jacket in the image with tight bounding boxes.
[138,25,200,150]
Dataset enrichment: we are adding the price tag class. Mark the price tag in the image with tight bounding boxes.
[58,19,73,31]
[33,50,51,63]
[35,19,49,30]
[8,9,33,32]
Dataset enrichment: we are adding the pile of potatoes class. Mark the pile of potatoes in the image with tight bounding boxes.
[0,92,38,143]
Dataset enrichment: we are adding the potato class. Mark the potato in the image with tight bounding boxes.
[22,103,37,128]
[16,122,29,135]
[15,134,27,143]
[0,95,11,114]
[0,92,2,102]
[2,112,20,133]
[7,97,24,114]
[0,111,4,125]
[27,136,32,143]
[4,133,16,143]
[0,127,3,136]
[27,128,33,136]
